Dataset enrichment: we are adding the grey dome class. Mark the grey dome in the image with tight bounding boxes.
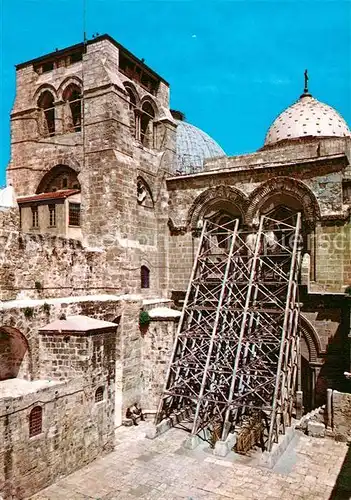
[175,120,225,174]
[264,93,350,147]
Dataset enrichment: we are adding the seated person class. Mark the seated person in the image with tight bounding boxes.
[126,403,145,426]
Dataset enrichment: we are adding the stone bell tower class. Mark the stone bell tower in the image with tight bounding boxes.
[7,34,177,296]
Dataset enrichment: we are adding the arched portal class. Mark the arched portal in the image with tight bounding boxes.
[248,179,320,281]
[0,327,31,381]
[246,177,320,227]
[187,185,249,232]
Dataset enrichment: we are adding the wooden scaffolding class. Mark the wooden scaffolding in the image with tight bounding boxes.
[155,213,302,452]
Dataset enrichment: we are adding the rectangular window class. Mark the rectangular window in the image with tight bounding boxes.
[42,61,54,73]
[343,182,351,203]
[70,52,83,64]
[48,204,56,227]
[31,206,39,228]
[69,203,81,226]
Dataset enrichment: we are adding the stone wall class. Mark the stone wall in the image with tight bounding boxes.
[0,225,112,300]
[140,313,179,409]
[314,222,351,290]
[0,377,115,499]
[169,232,194,292]
[332,390,351,442]
[0,294,159,497]
[39,329,116,382]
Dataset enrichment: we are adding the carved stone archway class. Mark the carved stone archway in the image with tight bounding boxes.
[246,177,321,227]
[187,185,249,231]
[300,315,322,363]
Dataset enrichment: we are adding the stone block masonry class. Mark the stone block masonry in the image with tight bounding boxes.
[0,210,120,300]
[332,390,351,442]
[140,307,180,410]
[0,377,115,499]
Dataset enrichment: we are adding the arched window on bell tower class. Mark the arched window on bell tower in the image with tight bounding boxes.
[140,101,156,148]
[126,87,138,139]
[38,91,55,137]
[63,84,82,132]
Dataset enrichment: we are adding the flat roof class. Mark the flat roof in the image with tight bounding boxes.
[16,34,169,86]
[40,315,118,333]
[17,189,80,204]
[0,378,63,399]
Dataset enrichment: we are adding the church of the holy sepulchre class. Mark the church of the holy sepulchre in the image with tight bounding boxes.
[0,34,350,498]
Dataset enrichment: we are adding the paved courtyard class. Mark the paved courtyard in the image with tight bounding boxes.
[30,422,350,500]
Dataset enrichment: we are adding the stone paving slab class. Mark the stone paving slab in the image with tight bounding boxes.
[30,422,350,500]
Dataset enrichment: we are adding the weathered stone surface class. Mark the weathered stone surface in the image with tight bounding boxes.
[307,421,326,438]
[332,391,351,442]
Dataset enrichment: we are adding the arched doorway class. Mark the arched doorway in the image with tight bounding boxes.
[299,316,322,412]
[0,327,31,381]
[300,335,313,412]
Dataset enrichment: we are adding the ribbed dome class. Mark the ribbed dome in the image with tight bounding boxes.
[175,119,225,174]
[264,93,350,147]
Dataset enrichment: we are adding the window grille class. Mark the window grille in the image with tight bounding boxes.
[95,387,104,403]
[31,206,39,228]
[69,203,81,226]
[29,406,42,437]
[48,204,56,227]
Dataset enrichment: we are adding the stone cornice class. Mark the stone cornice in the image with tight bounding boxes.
[320,207,351,222]
[11,108,38,118]
[166,154,349,187]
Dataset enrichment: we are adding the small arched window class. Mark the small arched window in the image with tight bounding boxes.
[140,102,155,148]
[38,91,55,137]
[29,406,43,437]
[126,87,138,139]
[95,386,104,403]
[141,265,150,289]
[63,84,82,132]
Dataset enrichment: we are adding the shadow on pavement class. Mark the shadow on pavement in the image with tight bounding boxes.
[329,443,351,500]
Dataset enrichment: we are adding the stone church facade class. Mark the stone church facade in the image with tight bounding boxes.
[0,34,350,498]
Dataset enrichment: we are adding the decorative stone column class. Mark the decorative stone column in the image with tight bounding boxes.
[53,100,65,135]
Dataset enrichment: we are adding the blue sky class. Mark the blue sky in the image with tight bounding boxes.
[0,0,350,185]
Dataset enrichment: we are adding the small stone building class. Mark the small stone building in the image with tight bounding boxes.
[0,33,350,497]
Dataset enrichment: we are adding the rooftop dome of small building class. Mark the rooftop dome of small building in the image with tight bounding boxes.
[264,73,350,148]
[172,110,225,174]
